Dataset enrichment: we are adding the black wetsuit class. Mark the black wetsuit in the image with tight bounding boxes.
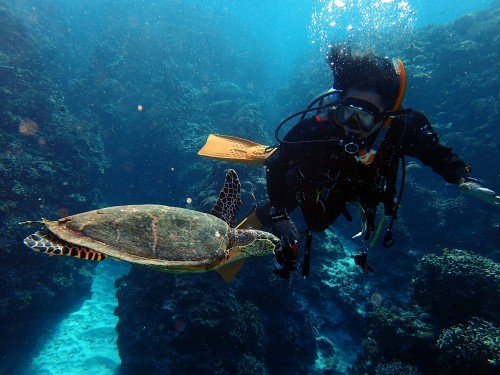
[262,109,469,234]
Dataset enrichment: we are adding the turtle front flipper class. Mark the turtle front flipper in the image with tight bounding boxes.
[215,229,280,283]
[24,231,107,261]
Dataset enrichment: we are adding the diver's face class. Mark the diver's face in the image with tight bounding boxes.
[337,89,386,138]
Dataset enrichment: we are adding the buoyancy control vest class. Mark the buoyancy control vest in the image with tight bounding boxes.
[287,113,404,236]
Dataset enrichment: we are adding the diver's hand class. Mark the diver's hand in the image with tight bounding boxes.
[459,177,500,207]
[270,207,299,277]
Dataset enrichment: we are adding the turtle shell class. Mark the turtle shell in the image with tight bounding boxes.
[43,205,231,271]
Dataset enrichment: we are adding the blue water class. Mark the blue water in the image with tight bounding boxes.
[6,0,493,83]
[1,0,498,374]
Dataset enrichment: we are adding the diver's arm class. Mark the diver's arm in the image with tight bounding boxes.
[402,111,500,207]
[401,111,469,183]
[260,146,302,278]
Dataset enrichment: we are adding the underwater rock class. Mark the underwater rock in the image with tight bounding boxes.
[231,103,272,145]
[236,353,267,375]
[364,305,437,370]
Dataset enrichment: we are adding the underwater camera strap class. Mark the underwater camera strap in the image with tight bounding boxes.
[302,230,313,278]
[382,156,406,248]
[359,157,406,274]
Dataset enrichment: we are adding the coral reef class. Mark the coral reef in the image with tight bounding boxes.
[0,4,104,372]
[59,1,271,208]
[410,249,500,326]
[315,230,370,315]
[437,317,500,375]
[374,360,422,375]
[349,305,437,374]
[351,248,500,375]
[114,265,319,375]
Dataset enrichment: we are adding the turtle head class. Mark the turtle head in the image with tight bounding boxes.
[226,229,280,262]
[214,229,281,283]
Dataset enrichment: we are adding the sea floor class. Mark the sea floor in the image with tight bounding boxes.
[21,245,362,374]
[27,262,129,375]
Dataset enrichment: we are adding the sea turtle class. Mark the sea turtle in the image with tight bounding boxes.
[22,170,280,282]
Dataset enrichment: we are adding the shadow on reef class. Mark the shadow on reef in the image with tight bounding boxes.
[0,4,104,372]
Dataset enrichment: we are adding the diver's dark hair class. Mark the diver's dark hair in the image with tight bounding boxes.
[326,43,400,110]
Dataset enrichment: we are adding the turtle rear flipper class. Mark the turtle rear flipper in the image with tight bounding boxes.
[24,231,107,261]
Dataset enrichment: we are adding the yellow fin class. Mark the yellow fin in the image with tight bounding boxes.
[215,259,246,283]
[198,134,276,165]
[236,205,262,230]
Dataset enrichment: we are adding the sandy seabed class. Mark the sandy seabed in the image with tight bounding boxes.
[28,262,129,375]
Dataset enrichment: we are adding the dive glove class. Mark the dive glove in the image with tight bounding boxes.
[459,177,500,208]
[270,207,300,278]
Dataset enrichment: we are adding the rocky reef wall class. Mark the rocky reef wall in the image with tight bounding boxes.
[0,4,105,372]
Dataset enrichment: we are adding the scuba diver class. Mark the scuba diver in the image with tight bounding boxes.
[198,43,499,279]
[248,43,500,278]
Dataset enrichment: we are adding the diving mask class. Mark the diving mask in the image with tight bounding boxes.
[335,98,385,133]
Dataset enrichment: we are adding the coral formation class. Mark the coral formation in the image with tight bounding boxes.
[437,317,500,375]
[350,305,437,374]
[114,263,320,374]
[0,4,103,372]
[410,249,500,326]
[374,360,422,375]
[351,248,500,374]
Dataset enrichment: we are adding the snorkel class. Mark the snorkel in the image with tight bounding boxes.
[391,58,407,113]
